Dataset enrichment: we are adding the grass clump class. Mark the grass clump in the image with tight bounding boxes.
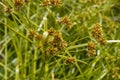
[0,0,120,80]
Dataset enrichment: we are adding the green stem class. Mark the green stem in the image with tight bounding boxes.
[33,47,37,80]
[4,19,8,80]
[66,43,87,50]
[0,22,33,43]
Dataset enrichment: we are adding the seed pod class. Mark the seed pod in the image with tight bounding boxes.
[87,42,96,57]
[92,23,103,40]
[66,57,76,64]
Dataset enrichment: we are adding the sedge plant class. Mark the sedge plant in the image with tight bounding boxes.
[0,0,120,80]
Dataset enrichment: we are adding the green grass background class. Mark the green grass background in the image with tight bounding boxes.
[0,0,120,80]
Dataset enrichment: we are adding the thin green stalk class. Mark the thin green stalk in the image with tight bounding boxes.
[107,40,120,43]
[65,50,84,79]
[12,36,23,80]
[24,40,28,79]
[66,43,87,50]
[0,63,14,73]
[32,47,37,80]
[0,22,33,43]
[75,62,84,79]
[4,18,8,80]
[15,64,20,80]
[38,12,48,32]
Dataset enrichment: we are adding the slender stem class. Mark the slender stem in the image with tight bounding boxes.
[38,12,48,32]
[0,2,6,7]
[4,18,8,80]
[0,22,33,43]
[24,38,28,79]
[33,47,37,80]
[66,43,87,50]
[107,40,120,43]
[15,64,20,80]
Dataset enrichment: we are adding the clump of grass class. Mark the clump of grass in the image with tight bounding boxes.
[0,0,120,80]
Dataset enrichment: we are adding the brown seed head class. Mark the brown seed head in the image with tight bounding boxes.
[87,42,96,57]
[48,47,58,54]
[66,57,76,64]
[40,0,62,7]
[98,37,107,45]
[5,7,12,13]
[57,16,72,26]
[14,0,23,7]
[35,34,42,40]
[24,0,29,3]
[28,29,36,38]
[92,23,103,40]
[60,41,67,49]
[48,28,55,35]
[54,31,62,41]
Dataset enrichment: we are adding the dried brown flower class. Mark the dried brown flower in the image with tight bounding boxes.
[5,7,12,13]
[24,0,29,3]
[40,0,62,7]
[48,47,58,54]
[87,42,96,57]
[92,23,103,40]
[44,28,67,56]
[66,57,76,64]
[92,23,107,45]
[98,37,107,45]
[53,31,62,41]
[28,29,36,37]
[57,16,72,27]
[35,34,42,40]
[48,28,55,35]
[14,0,23,7]
[59,41,67,49]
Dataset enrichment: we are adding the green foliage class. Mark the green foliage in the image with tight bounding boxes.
[0,0,120,80]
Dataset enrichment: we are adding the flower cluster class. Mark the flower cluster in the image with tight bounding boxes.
[40,0,62,7]
[57,16,72,27]
[5,7,12,13]
[28,28,67,55]
[14,0,29,10]
[112,67,120,79]
[46,28,67,55]
[24,0,29,2]
[14,0,23,7]
[28,29,42,41]
[87,42,96,57]
[92,23,103,39]
[92,23,107,45]
[65,57,76,64]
